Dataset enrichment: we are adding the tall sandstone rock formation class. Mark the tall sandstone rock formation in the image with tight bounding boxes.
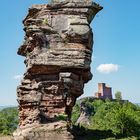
[13,0,102,139]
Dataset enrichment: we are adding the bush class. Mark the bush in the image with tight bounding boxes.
[0,107,18,135]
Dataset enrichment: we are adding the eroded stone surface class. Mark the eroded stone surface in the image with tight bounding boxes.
[13,121,73,140]
[14,0,102,139]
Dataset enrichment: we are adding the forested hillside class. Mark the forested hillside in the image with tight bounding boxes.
[72,98,140,139]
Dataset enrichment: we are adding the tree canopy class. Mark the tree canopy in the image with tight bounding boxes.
[72,98,140,138]
[115,91,122,101]
[0,107,18,135]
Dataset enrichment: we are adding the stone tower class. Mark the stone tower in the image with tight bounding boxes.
[13,0,102,139]
[95,83,113,99]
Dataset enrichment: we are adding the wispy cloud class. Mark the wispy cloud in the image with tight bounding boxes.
[97,63,119,74]
[13,75,23,80]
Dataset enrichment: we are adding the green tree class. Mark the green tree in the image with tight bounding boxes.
[106,102,140,136]
[0,107,18,135]
[91,100,117,130]
[92,99,104,113]
[115,91,122,101]
[91,100,140,136]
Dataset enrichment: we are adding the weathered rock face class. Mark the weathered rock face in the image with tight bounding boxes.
[14,0,102,139]
[76,97,95,126]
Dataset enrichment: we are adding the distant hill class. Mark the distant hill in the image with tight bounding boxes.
[0,106,17,110]
[0,106,6,110]
[136,103,140,106]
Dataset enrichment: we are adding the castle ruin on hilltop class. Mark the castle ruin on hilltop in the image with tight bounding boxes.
[95,83,113,100]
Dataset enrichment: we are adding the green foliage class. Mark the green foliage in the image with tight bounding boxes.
[71,104,80,123]
[115,91,122,100]
[56,113,68,121]
[109,102,140,136]
[72,99,140,139]
[92,99,104,113]
[81,98,94,115]
[90,100,116,130]
[0,107,18,135]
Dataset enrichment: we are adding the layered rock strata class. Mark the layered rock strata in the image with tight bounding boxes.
[14,0,102,139]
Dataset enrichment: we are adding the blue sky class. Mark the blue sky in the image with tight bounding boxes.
[0,0,140,105]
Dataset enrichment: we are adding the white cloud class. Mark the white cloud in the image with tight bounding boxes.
[97,64,119,74]
[13,75,23,80]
